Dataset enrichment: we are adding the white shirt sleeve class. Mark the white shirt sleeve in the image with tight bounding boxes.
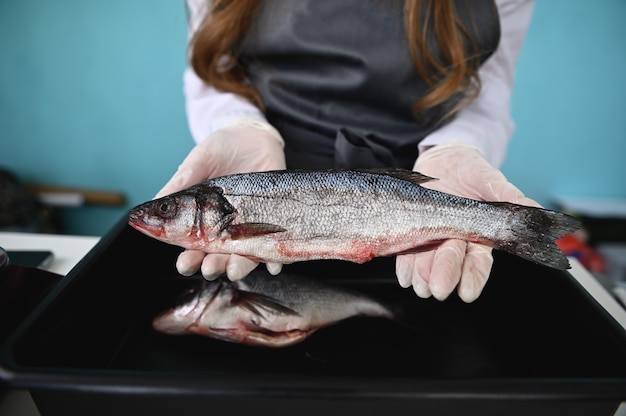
[184,0,269,144]
[418,0,535,167]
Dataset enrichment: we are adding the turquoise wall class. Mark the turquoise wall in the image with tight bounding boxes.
[501,0,626,205]
[1,1,625,236]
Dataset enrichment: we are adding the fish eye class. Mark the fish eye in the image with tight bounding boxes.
[155,198,177,218]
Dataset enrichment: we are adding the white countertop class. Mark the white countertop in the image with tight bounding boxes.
[0,231,100,275]
[1,231,625,415]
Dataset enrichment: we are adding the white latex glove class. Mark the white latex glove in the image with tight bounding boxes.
[156,119,286,281]
[395,141,540,303]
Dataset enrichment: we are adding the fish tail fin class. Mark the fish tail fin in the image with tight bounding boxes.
[490,203,581,270]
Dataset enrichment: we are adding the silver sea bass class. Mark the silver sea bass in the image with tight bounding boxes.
[153,270,393,347]
[129,168,580,269]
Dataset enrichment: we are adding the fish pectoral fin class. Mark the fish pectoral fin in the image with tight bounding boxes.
[232,290,301,319]
[355,168,438,185]
[227,223,287,240]
[392,240,446,256]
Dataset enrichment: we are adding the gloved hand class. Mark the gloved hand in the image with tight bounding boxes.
[156,119,286,281]
[395,141,540,303]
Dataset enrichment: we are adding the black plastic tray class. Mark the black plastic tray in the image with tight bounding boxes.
[1,216,626,416]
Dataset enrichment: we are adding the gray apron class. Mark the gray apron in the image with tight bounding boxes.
[238,0,500,169]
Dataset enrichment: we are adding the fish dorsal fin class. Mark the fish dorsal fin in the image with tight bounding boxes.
[354,168,438,185]
[227,223,287,240]
[232,290,300,318]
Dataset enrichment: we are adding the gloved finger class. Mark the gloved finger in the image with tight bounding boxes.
[396,252,433,298]
[200,253,230,280]
[176,250,206,276]
[414,248,436,283]
[155,146,214,198]
[412,270,432,299]
[226,254,259,281]
[502,188,542,208]
[413,249,436,298]
[457,243,494,303]
[471,169,541,208]
[484,178,528,205]
[395,254,415,288]
[266,262,283,275]
[428,239,467,301]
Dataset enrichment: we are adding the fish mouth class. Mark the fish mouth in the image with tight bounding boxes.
[127,210,141,230]
[127,206,160,235]
[128,207,144,224]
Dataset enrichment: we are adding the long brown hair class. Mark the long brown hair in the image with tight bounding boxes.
[189,0,487,118]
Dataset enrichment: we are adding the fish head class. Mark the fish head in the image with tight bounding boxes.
[128,184,235,249]
[152,281,221,335]
[128,194,196,244]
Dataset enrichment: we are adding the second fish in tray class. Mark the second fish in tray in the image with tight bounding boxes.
[153,269,394,348]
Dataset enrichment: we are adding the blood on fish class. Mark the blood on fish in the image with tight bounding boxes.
[347,240,379,263]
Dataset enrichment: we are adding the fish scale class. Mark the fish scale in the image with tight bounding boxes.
[128,168,581,270]
[217,171,508,250]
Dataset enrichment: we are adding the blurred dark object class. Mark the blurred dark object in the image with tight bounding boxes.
[24,184,125,207]
[553,197,626,245]
[0,247,61,346]
[0,168,62,233]
[5,250,54,270]
[578,216,626,245]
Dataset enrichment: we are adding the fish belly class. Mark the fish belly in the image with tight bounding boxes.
[215,189,505,263]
